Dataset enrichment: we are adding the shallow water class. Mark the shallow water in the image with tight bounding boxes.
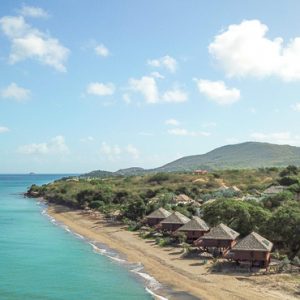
[0,174,153,300]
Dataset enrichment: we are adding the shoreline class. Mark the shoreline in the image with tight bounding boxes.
[46,204,298,300]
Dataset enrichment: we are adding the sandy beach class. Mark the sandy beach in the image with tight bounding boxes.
[48,205,299,300]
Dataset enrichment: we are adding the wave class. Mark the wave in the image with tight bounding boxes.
[39,203,168,299]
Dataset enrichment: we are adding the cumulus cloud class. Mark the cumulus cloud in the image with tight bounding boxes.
[165,119,180,126]
[128,76,159,103]
[100,142,140,161]
[19,5,49,18]
[125,144,140,159]
[18,136,69,155]
[291,103,300,112]
[147,55,177,73]
[0,126,9,133]
[1,82,31,101]
[95,44,110,57]
[168,128,210,137]
[209,19,300,81]
[251,131,300,146]
[0,15,69,72]
[86,82,115,96]
[194,79,240,105]
[128,75,187,104]
[162,88,188,103]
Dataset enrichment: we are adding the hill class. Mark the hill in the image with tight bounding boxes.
[83,142,300,177]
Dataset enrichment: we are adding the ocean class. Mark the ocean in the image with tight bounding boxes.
[0,174,154,300]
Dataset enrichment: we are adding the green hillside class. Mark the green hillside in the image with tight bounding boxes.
[84,142,300,177]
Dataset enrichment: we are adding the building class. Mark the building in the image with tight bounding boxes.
[160,211,191,232]
[194,170,208,175]
[177,216,209,242]
[231,232,273,267]
[195,223,239,255]
[263,185,286,196]
[145,207,172,226]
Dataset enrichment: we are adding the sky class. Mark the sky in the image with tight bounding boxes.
[1,0,300,173]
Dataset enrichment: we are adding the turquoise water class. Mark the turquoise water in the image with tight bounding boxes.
[0,175,152,300]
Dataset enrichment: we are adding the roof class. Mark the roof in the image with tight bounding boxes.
[146,207,172,219]
[232,232,273,252]
[178,216,209,232]
[263,185,286,195]
[160,211,191,225]
[201,223,239,240]
[173,194,193,202]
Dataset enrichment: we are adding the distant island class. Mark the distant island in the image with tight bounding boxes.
[83,141,300,178]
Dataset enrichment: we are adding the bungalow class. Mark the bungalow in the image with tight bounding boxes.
[145,207,172,226]
[263,185,286,196]
[194,170,208,175]
[231,232,273,267]
[160,211,191,232]
[177,216,209,242]
[195,223,239,255]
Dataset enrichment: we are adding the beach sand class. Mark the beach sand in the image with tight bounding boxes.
[48,205,299,300]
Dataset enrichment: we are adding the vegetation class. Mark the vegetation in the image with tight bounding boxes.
[27,165,300,259]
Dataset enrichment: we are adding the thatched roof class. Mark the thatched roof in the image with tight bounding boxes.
[173,194,193,203]
[178,216,209,232]
[160,211,191,225]
[146,207,172,219]
[232,232,273,252]
[263,185,286,195]
[201,223,239,240]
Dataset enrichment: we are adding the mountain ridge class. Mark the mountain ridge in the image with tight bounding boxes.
[83,141,300,177]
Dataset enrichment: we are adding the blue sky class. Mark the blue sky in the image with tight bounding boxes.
[1,0,300,173]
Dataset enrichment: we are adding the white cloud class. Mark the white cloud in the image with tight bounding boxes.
[1,82,31,101]
[147,55,177,73]
[291,103,300,112]
[100,142,140,161]
[150,71,164,79]
[122,93,132,104]
[168,128,210,137]
[86,82,115,96]
[0,16,69,72]
[162,88,188,103]
[18,135,69,155]
[251,131,300,146]
[128,76,159,103]
[0,126,9,133]
[126,144,140,159]
[209,19,300,81]
[165,119,180,126]
[95,44,110,57]
[194,79,240,105]
[128,75,187,104]
[19,5,49,18]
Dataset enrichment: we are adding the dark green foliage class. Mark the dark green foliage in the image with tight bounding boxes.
[278,176,299,186]
[262,191,294,210]
[265,203,300,258]
[147,173,170,184]
[202,199,271,236]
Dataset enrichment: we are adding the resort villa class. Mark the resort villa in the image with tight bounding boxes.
[159,211,191,232]
[231,232,273,267]
[145,207,172,226]
[195,223,240,256]
[177,216,210,241]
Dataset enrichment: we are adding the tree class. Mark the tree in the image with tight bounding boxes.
[266,203,300,258]
[122,195,147,220]
[202,199,271,236]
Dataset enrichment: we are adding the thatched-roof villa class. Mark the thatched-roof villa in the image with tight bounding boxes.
[263,185,286,196]
[231,232,273,267]
[160,211,190,232]
[145,207,172,226]
[177,216,209,241]
[195,223,239,255]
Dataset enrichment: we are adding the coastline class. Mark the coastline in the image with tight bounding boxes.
[46,204,298,300]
